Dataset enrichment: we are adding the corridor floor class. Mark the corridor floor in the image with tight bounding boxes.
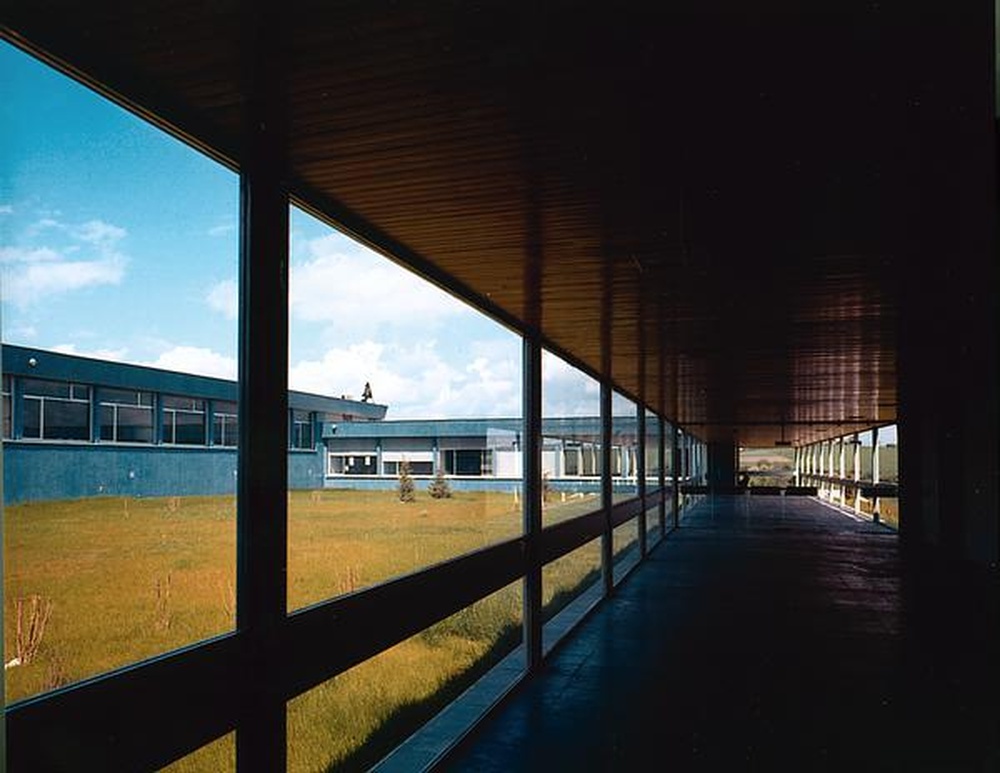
[439,496,998,771]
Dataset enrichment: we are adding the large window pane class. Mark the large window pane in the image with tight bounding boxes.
[287,206,523,610]
[611,392,639,579]
[2,42,238,703]
[539,351,603,646]
[678,430,691,512]
[858,430,874,480]
[876,424,899,528]
[542,537,602,651]
[287,581,521,772]
[540,350,601,527]
[664,420,675,524]
[644,409,661,543]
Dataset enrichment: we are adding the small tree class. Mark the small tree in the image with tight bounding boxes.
[428,468,452,499]
[542,471,553,504]
[13,595,53,666]
[398,459,416,503]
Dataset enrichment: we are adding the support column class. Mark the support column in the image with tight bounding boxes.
[872,426,881,523]
[601,382,613,595]
[671,426,680,529]
[852,433,862,512]
[522,336,542,670]
[637,405,647,558]
[658,416,667,536]
[838,437,846,505]
[236,9,289,770]
[707,441,737,491]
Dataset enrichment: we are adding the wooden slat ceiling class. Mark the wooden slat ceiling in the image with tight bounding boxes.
[2,1,906,446]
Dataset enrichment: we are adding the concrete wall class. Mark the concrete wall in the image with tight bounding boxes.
[3,442,326,504]
[323,475,608,495]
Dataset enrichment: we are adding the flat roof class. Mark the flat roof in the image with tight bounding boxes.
[323,416,649,442]
[2,344,388,419]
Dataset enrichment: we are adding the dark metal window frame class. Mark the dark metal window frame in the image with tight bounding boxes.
[98,388,155,444]
[161,394,207,446]
[19,378,92,441]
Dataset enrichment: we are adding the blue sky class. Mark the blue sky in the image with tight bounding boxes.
[0,40,561,419]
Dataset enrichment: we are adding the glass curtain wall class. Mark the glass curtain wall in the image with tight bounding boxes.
[611,392,640,579]
[664,420,676,527]
[644,408,662,545]
[284,206,524,768]
[2,42,239,704]
[875,424,899,528]
[0,38,689,773]
[539,350,603,639]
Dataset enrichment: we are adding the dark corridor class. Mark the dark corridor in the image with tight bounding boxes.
[442,497,998,771]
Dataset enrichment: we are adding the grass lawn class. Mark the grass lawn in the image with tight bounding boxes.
[4,488,606,771]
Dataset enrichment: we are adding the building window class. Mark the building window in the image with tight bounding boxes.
[291,409,314,450]
[212,400,238,447]
[162,395,206,445]
[329,453,377,475]
[99,388,154,443]
[381,460,432,476]
[563,443,581,476]
[2,375,11,439]
[21,378,91,441]
[442,449,485,476]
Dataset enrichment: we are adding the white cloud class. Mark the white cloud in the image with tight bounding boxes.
[290,235,469,328]
[51,343,129,361]
[289,338,521,418]
[1,250,126,306]
[0,205,14,215]
[206,279,238,319]
[1,218,128,307]
[72,219,126,246]
[26,217,63,237]
[208,222,235,237]
[0,246,62,264]
[207,235,471,330]
[541,350,601,417]
[143,346,237,380]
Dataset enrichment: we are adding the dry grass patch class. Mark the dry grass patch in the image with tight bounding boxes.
[5,489,605,770]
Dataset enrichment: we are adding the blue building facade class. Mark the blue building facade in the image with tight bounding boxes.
[1,344,386,504]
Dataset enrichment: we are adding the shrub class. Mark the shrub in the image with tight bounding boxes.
[398,460,416,503]
[428,469,452,499]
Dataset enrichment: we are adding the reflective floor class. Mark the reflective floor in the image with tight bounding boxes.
[440,496,999,771]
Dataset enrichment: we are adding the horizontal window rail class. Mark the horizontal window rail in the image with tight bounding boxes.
[6,635,242,772]
[282,535,528,700]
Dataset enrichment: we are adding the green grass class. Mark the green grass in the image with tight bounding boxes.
[4,489,605,770]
